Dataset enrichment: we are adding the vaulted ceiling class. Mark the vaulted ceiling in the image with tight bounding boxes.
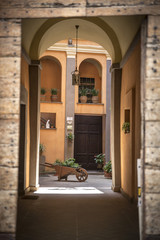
[22,16,144,63]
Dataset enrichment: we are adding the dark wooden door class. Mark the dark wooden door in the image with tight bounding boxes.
[74,115,102,170]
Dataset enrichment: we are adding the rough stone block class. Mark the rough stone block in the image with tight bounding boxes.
[0,57,20,78]
[0,98,20,115]
[146,80,160,100]
[146,46,160,58]
[145,121,160,147]
[0,190,17,232]
[145,193,160,235]
[148,16,160,37]
[0,19,21,37]
[0,37,21,57]
[145,167,160,193]
[145,100,160,121]
[146,56,160,78]
[145,147,160,167]
[0,144,19,167]
[0,119,19,145]
[0,166,18,190]
[0,78,20,98]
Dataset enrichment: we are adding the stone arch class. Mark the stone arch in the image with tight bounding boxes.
[29,17,122,63]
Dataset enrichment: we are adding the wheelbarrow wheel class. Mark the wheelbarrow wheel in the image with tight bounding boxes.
[76,168,88,182]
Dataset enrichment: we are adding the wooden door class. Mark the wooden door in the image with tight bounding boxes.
[74,115,102,170]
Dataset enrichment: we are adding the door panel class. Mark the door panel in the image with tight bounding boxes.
[74,115,102,170]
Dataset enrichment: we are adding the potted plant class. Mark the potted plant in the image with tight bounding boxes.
[39,143,46,155]
[39,143,46,173]
[122,122,130,134]
[67,132,74,142]
[79,87,88,103]
[94,153,105,170]
[50,88,58,102]
[103,161,112,179]
[91,88,99,103]
[40,88,46,101]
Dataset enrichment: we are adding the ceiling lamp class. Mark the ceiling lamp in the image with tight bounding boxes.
[72,25,80,85]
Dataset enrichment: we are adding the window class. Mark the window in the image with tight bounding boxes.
[79,77,95,103]
[40,113,56,129]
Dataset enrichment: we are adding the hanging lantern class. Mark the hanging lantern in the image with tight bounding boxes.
[72,25,80,85]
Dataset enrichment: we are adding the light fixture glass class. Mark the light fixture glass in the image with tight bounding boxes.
[72,25,80,85]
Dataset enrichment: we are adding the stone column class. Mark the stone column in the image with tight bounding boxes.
[141,16,160,240]
[105,59,111,163]
[0,19,21,240]
[65,53,75,159]
[29,61,41,190]
[111,67,122,192]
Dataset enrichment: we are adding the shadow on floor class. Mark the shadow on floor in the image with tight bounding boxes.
[16,175,139,240]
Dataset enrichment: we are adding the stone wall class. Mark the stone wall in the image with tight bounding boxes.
[0,19,21,237]
[142,16,160,238]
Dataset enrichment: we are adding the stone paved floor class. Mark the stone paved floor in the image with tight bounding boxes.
[16,174,139,240]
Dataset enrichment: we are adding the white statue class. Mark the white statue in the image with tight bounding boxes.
[46,120,50,129]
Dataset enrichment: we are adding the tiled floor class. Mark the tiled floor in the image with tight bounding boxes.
[16,174,139,240]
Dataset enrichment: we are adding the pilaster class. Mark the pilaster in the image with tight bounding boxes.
[111,66,122,192]
[29,61,41,190]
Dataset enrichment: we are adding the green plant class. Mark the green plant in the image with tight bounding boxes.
[41,88,46,95]
[39,143,46,155]
[122,122,130,133]
[103,161,112,173]
[67,132,74,141]
[54,158,81,168]
[94,153,105,164]
[91,88,99,96]
[79,87,88,96]
[51,88,58,95]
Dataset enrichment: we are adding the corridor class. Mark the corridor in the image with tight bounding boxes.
[16,174,139,240]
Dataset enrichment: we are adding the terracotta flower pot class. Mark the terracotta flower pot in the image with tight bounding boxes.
[92,96,99,103]
[80,96,87,103]
[97,163,103,170]
[50,95,58,102]
[104,171,112,179]
[40,95,46,102]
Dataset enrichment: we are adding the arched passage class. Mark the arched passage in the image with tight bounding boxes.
[29,17,121,62]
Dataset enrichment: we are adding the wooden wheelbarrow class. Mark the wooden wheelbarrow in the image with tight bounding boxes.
[41,162,88,182]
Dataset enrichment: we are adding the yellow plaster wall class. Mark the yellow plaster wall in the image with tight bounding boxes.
[121,41,141,199]
[40,51,66,164]
[40,58,61,102]
[40,103,65,164]
[75,53,107,115]
[21,55,30,189]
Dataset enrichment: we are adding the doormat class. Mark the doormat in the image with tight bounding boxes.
[21,195,39,200]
